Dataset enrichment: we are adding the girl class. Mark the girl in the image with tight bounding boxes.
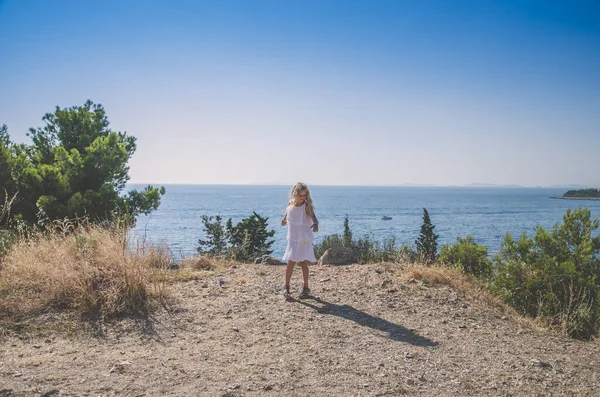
[281,182,319,299]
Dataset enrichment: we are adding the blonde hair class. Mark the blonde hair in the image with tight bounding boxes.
[286,182,315,217]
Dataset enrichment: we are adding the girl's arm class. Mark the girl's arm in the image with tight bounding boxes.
[307,206,319,232]
[281,213,287,226]
[311,217,319,232]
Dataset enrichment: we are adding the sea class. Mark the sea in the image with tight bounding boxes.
[129,184,600,260]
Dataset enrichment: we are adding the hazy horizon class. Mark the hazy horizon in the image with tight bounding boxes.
[1,0,598,187]
[126,181,593,189]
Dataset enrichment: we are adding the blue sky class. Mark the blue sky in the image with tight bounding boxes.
[1,0,598,186]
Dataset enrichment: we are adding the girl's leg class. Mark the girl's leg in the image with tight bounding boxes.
[285,260,295,290]
[300,261,309,289]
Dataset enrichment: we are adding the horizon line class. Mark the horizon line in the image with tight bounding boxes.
[126,182,595,189]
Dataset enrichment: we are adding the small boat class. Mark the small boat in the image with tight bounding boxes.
[381,216,392,220]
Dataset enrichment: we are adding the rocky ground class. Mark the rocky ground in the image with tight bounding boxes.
[1,262,599,396]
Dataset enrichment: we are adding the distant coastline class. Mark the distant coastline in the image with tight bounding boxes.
[552,188,600,201]
[552,196,600,201]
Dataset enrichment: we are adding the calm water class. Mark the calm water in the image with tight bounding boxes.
[130,185,600,259]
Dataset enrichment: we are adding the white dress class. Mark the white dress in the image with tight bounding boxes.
[282,203,317,262]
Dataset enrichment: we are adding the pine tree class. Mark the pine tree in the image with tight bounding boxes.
[197,212,275,262]
[228,212,275,261]
[343,214,353,248]
[0,102,164,227]
[415,208,439,264]
[197,215,229,257]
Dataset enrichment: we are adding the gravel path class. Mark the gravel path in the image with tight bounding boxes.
[1,262,599,396]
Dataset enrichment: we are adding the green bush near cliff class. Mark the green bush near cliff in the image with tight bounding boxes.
[440,236,492,279]
[491,207,600,339]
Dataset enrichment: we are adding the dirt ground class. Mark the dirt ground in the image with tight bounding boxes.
[1,262,599,396]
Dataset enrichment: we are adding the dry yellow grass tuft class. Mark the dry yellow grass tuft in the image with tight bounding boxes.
[399,262,543,332]
[403,263,472,290]
[180,255,219,271]
[161,255,230,283]
[0,224,172,329]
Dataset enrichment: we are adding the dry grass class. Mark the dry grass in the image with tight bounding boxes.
[180,255,220,271]
[396,262,544,333]
[159,255,230,283]
[0,223,172,331]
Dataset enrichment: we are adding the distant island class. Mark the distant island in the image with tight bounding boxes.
[553,188,600,201]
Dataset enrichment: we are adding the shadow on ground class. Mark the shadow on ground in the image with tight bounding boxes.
[296,298,438,347]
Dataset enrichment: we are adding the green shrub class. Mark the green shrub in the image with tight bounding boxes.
[354,235,398,263]
[197,215,229,257]
[314,233,345,259]
[415,208,439,265]
[227,212,275,262]
[1,188,16,258]
[440,236,492,279]
[351,234,378,263]
[0,230,13,260]
[396,244,419,263]
[197,212,275,262]
[491,207,600,339]
[314,215,402,263]
[343,214,352,247]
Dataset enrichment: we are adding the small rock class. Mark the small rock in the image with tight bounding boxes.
[459,325,467,329]
[501,316,508,320]
[531,359,552,368]
[318,247,357,265]
[33,344,41,349]
[263,385,273,391]
[232,327,240,332]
